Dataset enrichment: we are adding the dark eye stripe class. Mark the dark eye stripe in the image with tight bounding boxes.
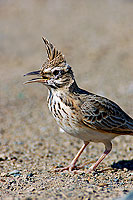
[53,70,59,76]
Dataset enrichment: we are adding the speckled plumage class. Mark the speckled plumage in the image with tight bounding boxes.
[24,37,133,172]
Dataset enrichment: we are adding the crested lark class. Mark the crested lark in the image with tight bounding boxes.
[24,38,133,172]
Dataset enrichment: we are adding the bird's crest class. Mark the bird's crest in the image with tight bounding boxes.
[41,37,66,71]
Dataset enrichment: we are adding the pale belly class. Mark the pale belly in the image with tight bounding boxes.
[56,118,116,143]
[48,94,116,143]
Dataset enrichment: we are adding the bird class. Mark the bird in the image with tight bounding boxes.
[24,37,133,172]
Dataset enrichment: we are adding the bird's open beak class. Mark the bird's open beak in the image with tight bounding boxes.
[23,70,45,84]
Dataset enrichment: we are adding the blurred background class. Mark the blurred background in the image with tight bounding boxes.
[0,0,133,198]
[1,0,133,100]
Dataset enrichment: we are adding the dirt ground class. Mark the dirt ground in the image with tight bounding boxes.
[0,0,133,199]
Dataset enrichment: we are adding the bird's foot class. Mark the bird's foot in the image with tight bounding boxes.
[87,165,94,172]
[54,164,80,172]
[54,160,96,173]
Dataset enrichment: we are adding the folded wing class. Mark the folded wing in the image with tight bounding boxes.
[81,95,133,135]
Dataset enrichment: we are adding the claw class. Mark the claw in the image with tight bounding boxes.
[54,164,76,172]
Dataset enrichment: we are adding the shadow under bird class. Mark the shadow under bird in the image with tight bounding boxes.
[24,37,133,172]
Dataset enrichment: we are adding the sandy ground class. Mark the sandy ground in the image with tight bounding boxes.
[0,0,133,199]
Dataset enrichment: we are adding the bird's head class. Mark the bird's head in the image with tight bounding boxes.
[24,37,75,90]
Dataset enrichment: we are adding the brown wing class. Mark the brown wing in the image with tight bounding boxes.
[81,95,133,135]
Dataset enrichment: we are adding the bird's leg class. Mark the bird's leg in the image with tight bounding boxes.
[54,141,89,172]
[68,141,89,171]
[88,141,112,172]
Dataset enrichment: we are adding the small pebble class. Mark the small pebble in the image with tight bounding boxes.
[27,186,35,192]
[27,173,34,178]
[98,183,108,187]
[123,168,128,172]
[1,172,7,177]
[87,188,93,194]
[9,170,20,177]
[0,154,7,161]
[114,178,119,183]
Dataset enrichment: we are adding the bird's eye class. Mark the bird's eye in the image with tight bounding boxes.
[53,70,60,76]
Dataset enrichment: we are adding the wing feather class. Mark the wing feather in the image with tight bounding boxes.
[81,95,133,135]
